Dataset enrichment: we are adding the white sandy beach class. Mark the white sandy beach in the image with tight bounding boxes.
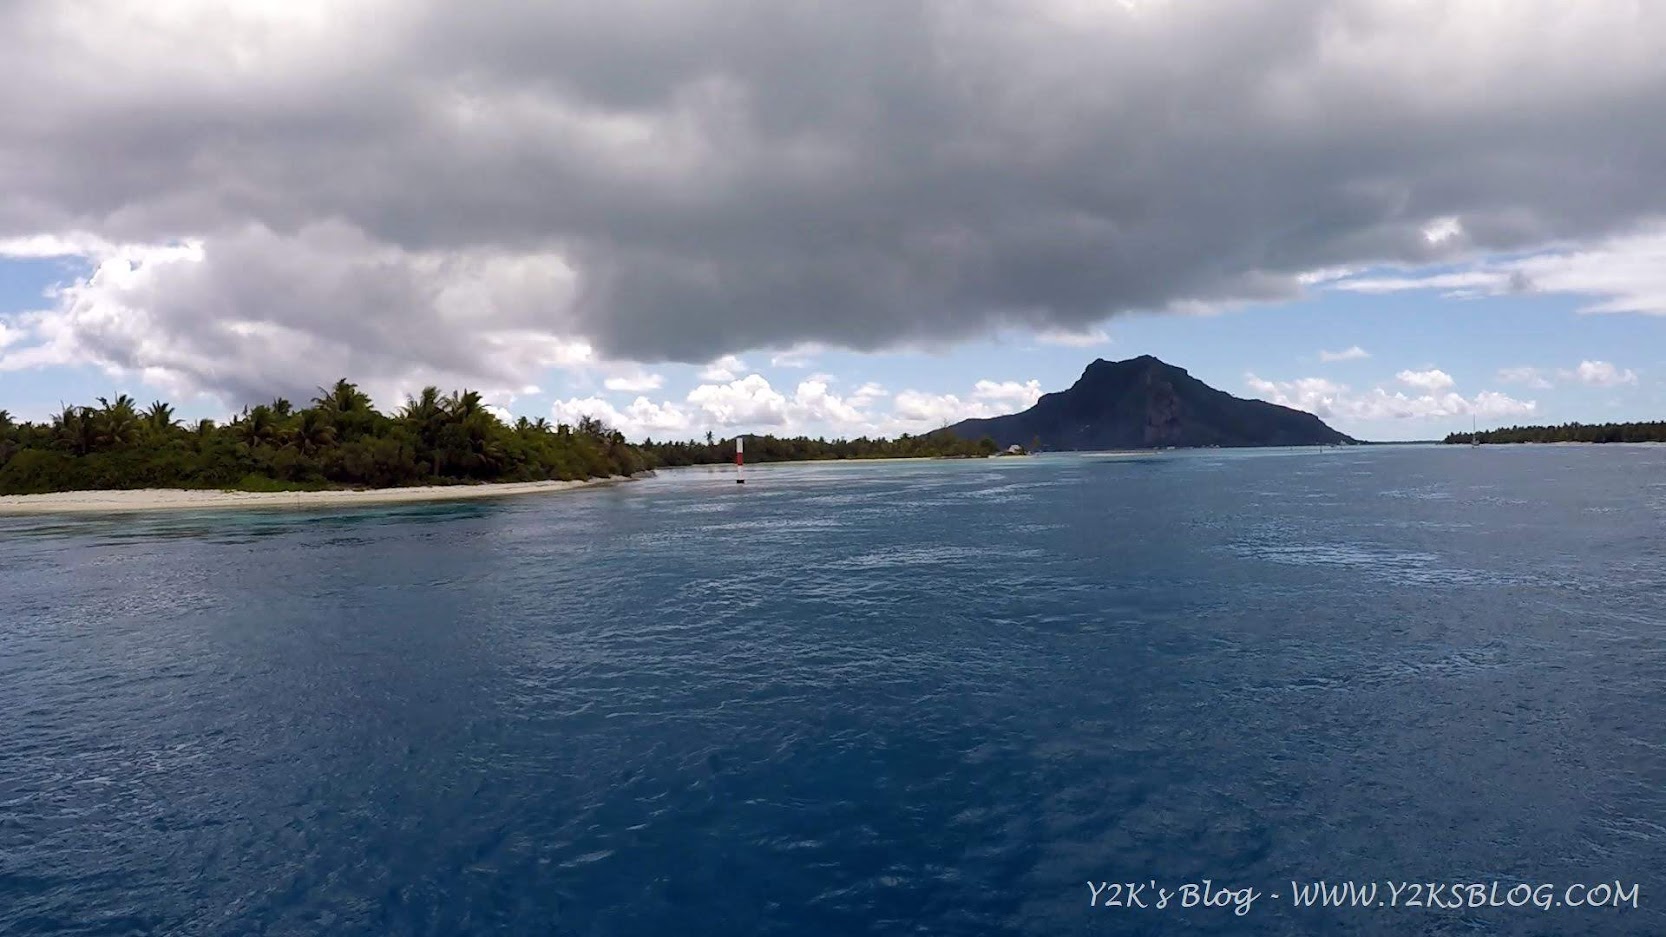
[0,475,640,515]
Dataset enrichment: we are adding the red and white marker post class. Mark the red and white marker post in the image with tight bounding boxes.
[734,435,745,484]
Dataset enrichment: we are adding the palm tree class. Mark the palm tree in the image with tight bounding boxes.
[313,379,372,415]
[271,397,294,419]
[95,394,140,449]
[445,389,484,421]
[398,386,446,428]
[238,404,278,449]
[399,386,449,475]
[0,409,12,437]
[311,379,378,443]
[145,401,178,435]
[290,409,337,455]
[53,405,97,455]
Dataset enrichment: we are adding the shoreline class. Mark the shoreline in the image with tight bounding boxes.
[0,475,643,516]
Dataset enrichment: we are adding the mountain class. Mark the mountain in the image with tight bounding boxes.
[945,355,1355,450]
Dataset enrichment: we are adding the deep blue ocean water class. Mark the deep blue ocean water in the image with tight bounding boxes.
[2,445,1664,936]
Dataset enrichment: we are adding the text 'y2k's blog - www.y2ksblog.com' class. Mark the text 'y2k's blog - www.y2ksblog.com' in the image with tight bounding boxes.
[1087,880,1644,916]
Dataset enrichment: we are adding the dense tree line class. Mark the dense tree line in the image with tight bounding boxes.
[0,384,1004,495]
[1444,421,1666,445]
[641,430,998,466]
[0,381,649,495]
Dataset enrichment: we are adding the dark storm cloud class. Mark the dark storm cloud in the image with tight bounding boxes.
[3,0,1666,397]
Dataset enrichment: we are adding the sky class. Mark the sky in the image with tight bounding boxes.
[1,0,1663,442]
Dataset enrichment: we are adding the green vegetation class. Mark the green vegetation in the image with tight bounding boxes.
[0,383,1004,495]
[641,430,998,466]
[1445,421,1666,445]
[0,381,649,495]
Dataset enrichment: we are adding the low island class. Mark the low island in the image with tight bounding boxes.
[1444,421,1666,444]
[0,380,1002,513]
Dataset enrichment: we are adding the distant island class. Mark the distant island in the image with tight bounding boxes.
[0,382,997,497]
[946,355,1355,449]
[1445,421,1666,445]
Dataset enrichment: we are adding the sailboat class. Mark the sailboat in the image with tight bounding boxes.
[1471,415,1480,447]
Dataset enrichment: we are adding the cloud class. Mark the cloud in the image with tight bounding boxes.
[889,391,982,431]
[1035,326,1112,347]
[603,371,663,392]
[684,374,789,426]
[1244,375,1349,416]
[1495,361,1637,389]
[1497,366,1554,389]
[1246,373,1535,423]
[885,378,1041,433]
[546,374,1035,439]
[790,378,865,425]
[0,232,124,259]
[698,355,746,382]
[1332,270,1510,297]
[850,382,888,405]
[1564,359,1638,386]
[5,1,1666,404]
[1422,217,1464,245]
[1329,228,1666,314]
[769,345,821,368]
[0,225,595,408]
[1395,368,1456,392]
[971,379,1044,410]
[1318,345,1370,362]
[680,373,872,429]
[1467,391,1540,419]
[550,395,691,438]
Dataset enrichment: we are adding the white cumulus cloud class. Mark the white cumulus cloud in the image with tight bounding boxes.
[1318,345,1370,362]
[1497,366,1554,389]
[550,395,691,438]
[1396,368,1457,392]
[603,371,664,392]
[850,382,888,403]
[1246,373,1535,424]
[685,374,790,426]
[1563,359,1638,386]
[884,377,1042,433]
[544,373,1050,441]
[971,379,1044,409]
[698,355,747,382]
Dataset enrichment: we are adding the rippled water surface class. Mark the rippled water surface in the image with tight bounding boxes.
[3,446,1664,935]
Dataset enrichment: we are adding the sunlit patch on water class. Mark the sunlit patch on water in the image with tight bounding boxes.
[1380,485,1455,500]
[832,545,1042,571]
[1225,539,1517,587]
